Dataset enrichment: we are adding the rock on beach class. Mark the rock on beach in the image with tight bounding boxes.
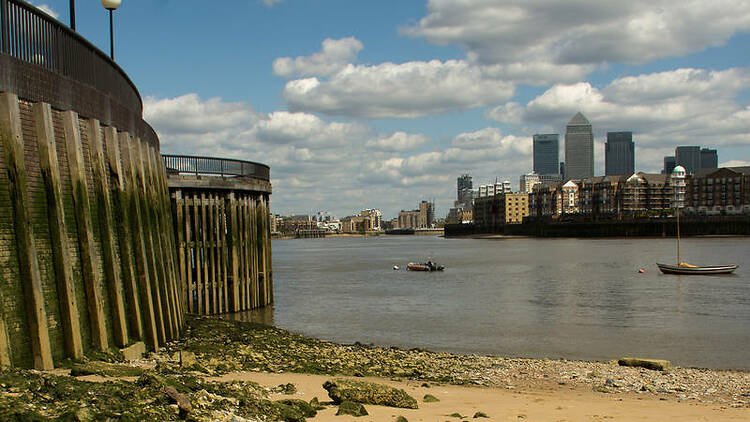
[323,378,419,409]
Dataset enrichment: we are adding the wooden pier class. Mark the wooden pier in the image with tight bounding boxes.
[164,156,273,315]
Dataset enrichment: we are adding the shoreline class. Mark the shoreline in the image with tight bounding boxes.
[1,316,747,420]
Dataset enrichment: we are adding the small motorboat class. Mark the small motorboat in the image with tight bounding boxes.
[657,262,738,275]
[393,265,400,270]
[407,261,444,272]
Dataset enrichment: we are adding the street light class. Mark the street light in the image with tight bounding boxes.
[101,0,121,60]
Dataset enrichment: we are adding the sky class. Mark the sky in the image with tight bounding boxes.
[33,0,750,220]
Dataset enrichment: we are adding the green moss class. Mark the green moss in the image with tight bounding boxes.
[336,400,368,417]
[423,394,440,403]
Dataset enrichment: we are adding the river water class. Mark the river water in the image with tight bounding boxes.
[238,235,750,370]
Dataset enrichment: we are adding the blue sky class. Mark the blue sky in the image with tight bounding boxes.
[34,1,750,219]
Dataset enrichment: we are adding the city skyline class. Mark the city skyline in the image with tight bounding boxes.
[34,0,750,217]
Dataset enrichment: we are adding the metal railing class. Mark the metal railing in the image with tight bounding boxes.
[162,154,270,181]
[0,0,142,114]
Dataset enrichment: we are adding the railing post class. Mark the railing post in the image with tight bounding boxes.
[1,0,8,54]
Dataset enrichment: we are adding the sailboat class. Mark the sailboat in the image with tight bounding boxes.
[656,166,738,275]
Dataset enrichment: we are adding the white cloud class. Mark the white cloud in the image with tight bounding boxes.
[406,0,750,67]
[32,3,58,19]
[282,59,515,118]
[144,94,539,217]
[721,160,750,167]
[486,67,750,173]
[273,37,363,78]
[365,132,430,152]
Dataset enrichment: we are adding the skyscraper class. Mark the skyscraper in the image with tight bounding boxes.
[700,148,718,170]
[663,156,676,174]
[533,134,559,175]
[604,131,634,176]
[564,112,594,180]
[675,146,701,174]
[456,174,472,208]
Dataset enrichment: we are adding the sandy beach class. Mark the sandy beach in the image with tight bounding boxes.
[214,371,750,421]
[1,316,748,420]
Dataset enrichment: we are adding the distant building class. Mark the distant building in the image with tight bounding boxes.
[457,174,473,207]
[360,208,382,231]
[398,200,434,229]
[675,146,701,174]
[663,156,676,174]
[564,112,594,180]
[473,192,529,226]
[670,166,686,209]
[685,166,750,215]
[700,148,718,170]
[559,162,565,177]
[533,134,560,176]
[520,173,540,193]
[340,215,370,233]
[313,211,335,222]
[561,181,580,214]
[605,131,634,176]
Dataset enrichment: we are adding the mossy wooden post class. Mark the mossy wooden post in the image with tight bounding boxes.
[88,119,128,347]
[228,192,240,311]
[219,195,228,313]
[144,146,176,338]
[238,197,248,310]
[185,192,194,313]
[122,134,159,350]
[174,190,187,314]
[0,300,10,367]
[134,138,167,343]
[250,196,258,309]
[33,102,84,359]
[105,128,143,341]
[62,110,108,352]
[262,195,273,304]
[149,146,181,331]
[207,194,217,313]
[249,197,258,308]
[140,140,173,340]
[192,192,203,314]
[0,94,54,369]
[200,192,209,312]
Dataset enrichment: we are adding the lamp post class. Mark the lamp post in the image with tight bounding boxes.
[70,0,75,30]
[100,0,121,60]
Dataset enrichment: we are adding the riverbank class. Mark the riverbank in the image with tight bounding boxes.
[1,316,748,420]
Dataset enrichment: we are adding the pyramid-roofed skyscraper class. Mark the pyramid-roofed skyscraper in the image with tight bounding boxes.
[564,112,594,180]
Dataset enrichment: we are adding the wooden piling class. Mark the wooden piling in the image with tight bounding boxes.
[200,192,209,312]
[143,145,176,339]
[137,140,172,340]
[208,194,218,314]
[228,193,240,311]
[0,94,54,369]
[219,196,228,313]
[192,192,203,314]
[105,128,143,341]
[33,103,84,359]
[61,110,109,353]
[174,190,187,314]
[121,133,159,350]
[0,300,10,367]
[149,146,181,332]
[88,119,128,347]
[185,192,194,313]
